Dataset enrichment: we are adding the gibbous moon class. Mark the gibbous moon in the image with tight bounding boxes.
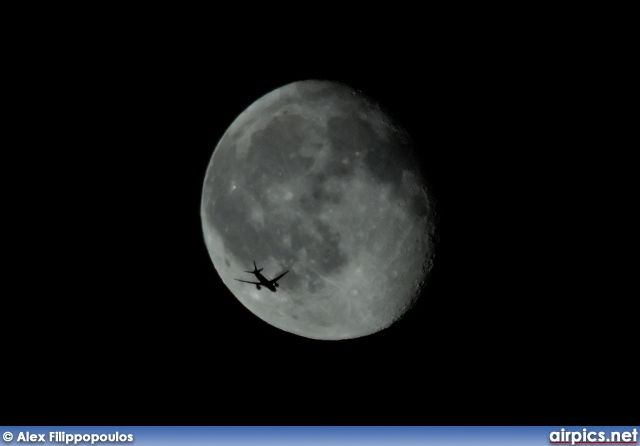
[201,80,437,340]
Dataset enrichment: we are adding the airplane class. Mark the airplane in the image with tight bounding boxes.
[234,260,289,292]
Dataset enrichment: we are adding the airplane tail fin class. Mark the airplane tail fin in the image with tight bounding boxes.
[246,260,263,273]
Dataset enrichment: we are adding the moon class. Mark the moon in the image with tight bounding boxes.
[201,80,437,340]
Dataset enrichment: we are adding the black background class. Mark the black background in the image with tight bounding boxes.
[6,12,635,427]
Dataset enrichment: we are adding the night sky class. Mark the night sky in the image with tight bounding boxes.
[7,24,633,428]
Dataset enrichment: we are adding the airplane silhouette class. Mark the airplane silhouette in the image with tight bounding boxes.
[234,260,289,292]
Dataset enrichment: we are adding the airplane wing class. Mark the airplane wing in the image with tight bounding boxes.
[269,271,289,284]
[235,279,261,285]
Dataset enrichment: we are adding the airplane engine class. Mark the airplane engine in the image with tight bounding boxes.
[275,283,279,288]
[256,285,261,290]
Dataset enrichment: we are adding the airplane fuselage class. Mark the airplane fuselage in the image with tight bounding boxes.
[254,271,268,283]
[251,272,278,292]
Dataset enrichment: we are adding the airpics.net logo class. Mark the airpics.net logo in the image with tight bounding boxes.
[549,428,638,445]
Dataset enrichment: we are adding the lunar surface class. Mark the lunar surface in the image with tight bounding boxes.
[201,80,437,340]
